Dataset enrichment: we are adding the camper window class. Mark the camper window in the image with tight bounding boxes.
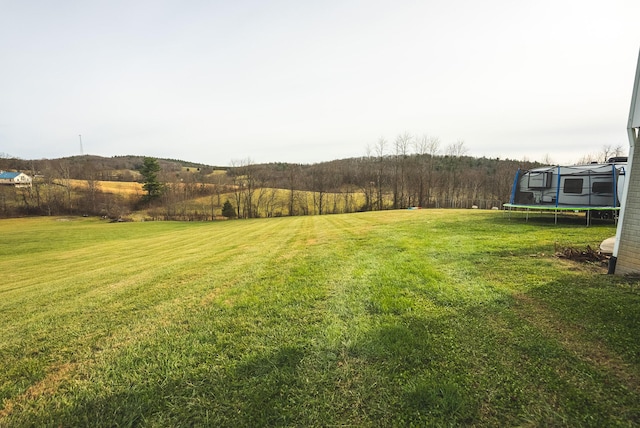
[528,171,552,188]
[592,181,613,193]
[564,178,583,194]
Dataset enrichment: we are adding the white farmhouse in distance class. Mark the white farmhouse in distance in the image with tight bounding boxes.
[0,171,32,188]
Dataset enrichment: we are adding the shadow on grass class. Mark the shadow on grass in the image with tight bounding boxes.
[502,210,616,227]
[229,345,306,426]
[21,346,308,427]
[526,271,640,365]
[341,314,481,425]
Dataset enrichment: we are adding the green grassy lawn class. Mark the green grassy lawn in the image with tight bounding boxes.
[1,210,639,426]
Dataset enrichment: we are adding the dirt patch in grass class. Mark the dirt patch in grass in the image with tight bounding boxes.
[554,244,609,267]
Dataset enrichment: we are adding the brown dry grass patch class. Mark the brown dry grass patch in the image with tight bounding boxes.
[68,179,143,195]
[0,363,75,420]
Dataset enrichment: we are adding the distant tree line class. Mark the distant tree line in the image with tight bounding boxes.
[223,137,539,218]
[0,155,220,219]
[0,137,544,219]
[0,157,135,218]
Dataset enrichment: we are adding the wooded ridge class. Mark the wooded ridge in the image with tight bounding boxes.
[0,151,539,219]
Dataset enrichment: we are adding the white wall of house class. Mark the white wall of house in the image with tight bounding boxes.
[613,49,640,275]
[615,137,640,274]
[14,173,32,185]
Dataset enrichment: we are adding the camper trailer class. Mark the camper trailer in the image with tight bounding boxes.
[507,157,627,219]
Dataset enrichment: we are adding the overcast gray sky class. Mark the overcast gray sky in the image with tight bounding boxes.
[1,0,639,166]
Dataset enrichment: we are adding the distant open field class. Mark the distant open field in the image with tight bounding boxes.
[1,210,639,426]
[68,179,143,195]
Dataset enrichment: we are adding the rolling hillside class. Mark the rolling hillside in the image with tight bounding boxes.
[0,152,540,219]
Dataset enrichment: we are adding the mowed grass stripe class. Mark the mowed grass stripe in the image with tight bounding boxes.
[0,217,313,405]
[1,211,639,426]
[0,214,392,422]
[0,216,311,327]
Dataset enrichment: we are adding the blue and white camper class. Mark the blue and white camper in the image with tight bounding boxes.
[506,157,627,220]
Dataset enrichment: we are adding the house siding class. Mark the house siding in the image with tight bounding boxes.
[616,145,640,275]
